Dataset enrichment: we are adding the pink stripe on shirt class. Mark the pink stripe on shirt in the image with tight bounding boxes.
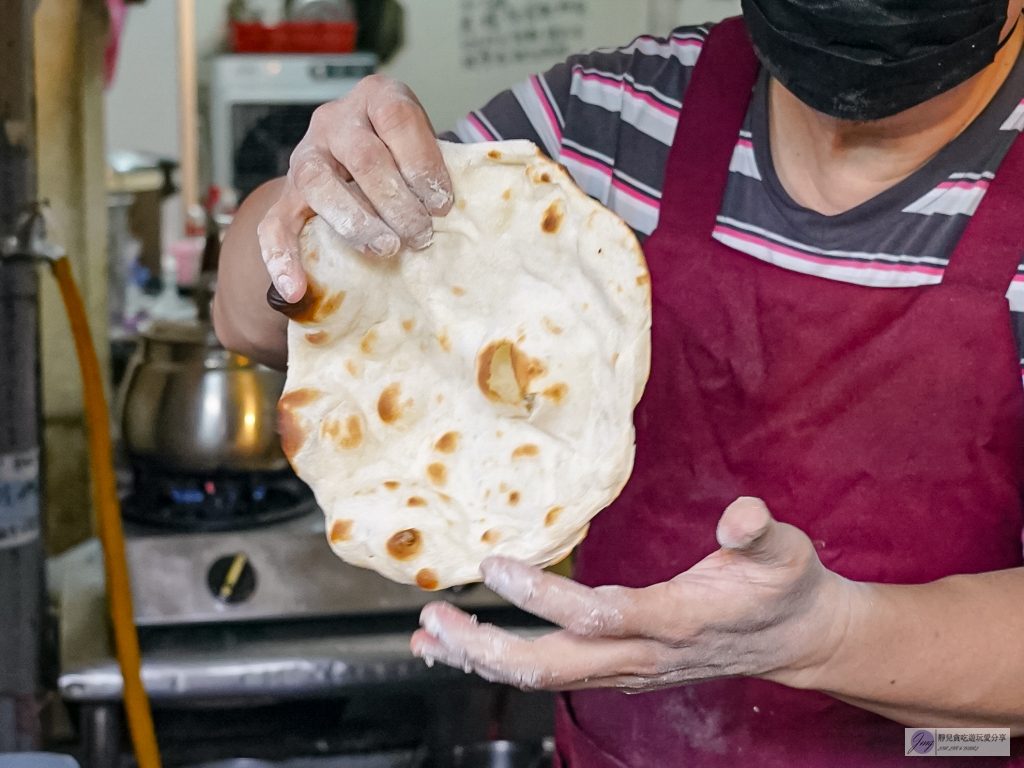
[561,146,612,177]
[467,112,497,141]
[531,75,562,143]
[714,225,945,277]
[623,82,680,117]
[935,179,991,192]
[612,177,660,208]
[562,147,660,206]
[574,69,680,117]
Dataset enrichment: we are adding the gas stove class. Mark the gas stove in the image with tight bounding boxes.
[122,463,317,531]
[120,467,505,627]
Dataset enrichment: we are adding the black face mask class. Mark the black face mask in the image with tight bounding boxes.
[741,0,1011,121]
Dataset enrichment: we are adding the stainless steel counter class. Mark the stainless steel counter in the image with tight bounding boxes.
[51,537,549,704]
[59,623,550,703]
[51,539,556,768]
[122,512,507,627]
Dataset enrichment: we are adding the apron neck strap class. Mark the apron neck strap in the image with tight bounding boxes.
[660,17,1024,294]
[654,17,760,236]
[942,133,1024,293]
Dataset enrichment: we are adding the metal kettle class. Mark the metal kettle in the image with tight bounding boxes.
[117,280,288,474]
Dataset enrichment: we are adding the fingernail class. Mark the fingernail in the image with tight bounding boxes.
[481,560,511,593]
[369,232,401,257]
[409,227,434,250]
[482,560,537,605]
[411,640,442,668]
[421,610,446,641]
[277,275,296,300]
[425,187,454,214]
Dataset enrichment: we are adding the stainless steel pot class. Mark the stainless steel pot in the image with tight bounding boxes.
[117,319,288,473]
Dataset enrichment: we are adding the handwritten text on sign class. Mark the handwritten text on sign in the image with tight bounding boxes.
[0,449,39,549]
[461,0,587,69]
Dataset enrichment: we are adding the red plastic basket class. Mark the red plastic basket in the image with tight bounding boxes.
[230,20,357,54]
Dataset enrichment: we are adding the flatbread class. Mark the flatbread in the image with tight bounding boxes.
[279,139,651,589]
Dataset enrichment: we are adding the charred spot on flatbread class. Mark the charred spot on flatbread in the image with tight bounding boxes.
[542,383,568,404]
[427,462,447,486]
[434,431,459,453]
[476,340,546,405]
[541,200,565,234]
[377,383,408,424]
[387,529,422,560]
[512,444,539,459]
[416,568,439,590]
[329,519,354,543]
[275,277,345,324]
[481,529,500,544]
[277,388,322,459]
[322,415,363,450]
[542,317,562,334]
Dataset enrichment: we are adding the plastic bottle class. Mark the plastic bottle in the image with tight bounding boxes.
[148,252,197,323]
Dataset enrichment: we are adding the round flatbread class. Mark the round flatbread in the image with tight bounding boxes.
[279,139,651,589]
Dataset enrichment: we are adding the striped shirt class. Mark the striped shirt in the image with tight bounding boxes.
[443,24,1024,374]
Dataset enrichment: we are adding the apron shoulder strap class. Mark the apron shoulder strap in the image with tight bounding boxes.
[942,133,1024,293]
[653,16,761,236]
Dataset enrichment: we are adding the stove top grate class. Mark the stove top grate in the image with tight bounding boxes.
[122,464,317,532]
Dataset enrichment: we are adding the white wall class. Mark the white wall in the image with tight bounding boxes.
[383,0,740,132]
[650,0,740,33]
[104,0,741,162]
[104,0,181,157]
[383,0,643,133]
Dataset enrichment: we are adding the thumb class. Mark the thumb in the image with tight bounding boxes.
[715,497,786,564]
[257,183,311,303]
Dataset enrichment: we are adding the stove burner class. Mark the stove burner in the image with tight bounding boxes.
[122,463,317,532]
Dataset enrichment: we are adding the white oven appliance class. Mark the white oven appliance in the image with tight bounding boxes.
[210,52,376,200]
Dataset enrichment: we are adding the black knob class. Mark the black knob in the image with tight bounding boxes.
[207,553,257,604]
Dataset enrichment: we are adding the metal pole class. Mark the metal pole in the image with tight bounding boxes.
[0,257,42,752]
[177,0,198,217]
[81,704,121,768]
[0,0,42,752]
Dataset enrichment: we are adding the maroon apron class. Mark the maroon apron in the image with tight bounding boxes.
[555,17,1024,768]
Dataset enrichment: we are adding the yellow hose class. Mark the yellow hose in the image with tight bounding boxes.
[49,256,162,768]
